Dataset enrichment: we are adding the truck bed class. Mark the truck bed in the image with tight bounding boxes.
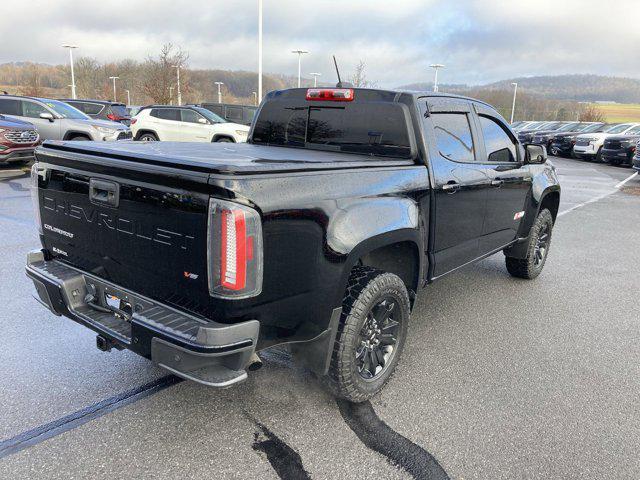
[40,140,414,175]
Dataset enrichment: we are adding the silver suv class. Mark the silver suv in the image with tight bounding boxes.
[0,95,131,141]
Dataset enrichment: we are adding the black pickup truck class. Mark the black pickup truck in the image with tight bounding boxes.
[26,87,560,402]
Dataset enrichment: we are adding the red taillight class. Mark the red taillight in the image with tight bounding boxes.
[306,88,354,102]
[107,113,117,121]
[208,199,263,299]
[130,118,137,125]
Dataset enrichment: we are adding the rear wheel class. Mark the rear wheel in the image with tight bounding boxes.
[595,146,603,162]
[505,209,554,279]
[326,266,410,403]
[138,133,158,142]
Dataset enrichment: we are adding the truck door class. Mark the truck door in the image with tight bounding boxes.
[471,105,531,254]
[421,99,492,277]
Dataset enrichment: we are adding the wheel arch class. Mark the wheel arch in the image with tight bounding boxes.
[135,129,159,141]
[211,134,235,142]
[62,131,91,141]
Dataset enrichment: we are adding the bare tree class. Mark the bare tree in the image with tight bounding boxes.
[20,64,44,96]
[74,57,103,99]
[579,104,606,122]
[143,43,189,104]
[349,60,377,88]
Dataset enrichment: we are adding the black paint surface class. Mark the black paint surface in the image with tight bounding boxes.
[337,399,450,480]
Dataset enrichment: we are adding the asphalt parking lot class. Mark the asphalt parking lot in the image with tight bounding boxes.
[1,157,638,480]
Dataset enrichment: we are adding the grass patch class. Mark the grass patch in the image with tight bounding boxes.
[592,103,640,123]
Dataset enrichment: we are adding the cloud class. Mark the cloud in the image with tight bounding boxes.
[5,0,640,87]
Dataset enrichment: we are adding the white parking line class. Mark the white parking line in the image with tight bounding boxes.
[615,172,638,189]
[559,171,637,218]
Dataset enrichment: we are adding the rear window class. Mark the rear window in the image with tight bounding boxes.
[251,101,412,158]
[77,102,104,115]
[110,104,129,117]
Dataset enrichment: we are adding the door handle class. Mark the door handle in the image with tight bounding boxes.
[89,178,120,208]
[442,182,460,193]
[491,179,504,187]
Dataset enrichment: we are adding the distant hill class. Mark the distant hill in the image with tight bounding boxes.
[399,74,640,104]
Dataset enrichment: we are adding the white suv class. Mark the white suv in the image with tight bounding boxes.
[574,123,640,161]
[131,106,249,143]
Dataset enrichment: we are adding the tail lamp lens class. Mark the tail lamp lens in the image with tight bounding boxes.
[208,198,263,299]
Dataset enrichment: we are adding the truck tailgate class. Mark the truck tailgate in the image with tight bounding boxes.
[35,147,215,319]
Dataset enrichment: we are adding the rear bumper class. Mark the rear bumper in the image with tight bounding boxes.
[25,250,259,387]
[602,147,634,163]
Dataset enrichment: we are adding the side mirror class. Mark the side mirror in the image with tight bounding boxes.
[524,144,547,164]
[39,112,54,122]
[197,118,208,124]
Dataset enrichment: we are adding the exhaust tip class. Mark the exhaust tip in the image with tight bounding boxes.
[247,352,263,371]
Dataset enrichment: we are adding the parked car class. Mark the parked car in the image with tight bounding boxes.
[574,123,640,161]
[633,140,640,172]
[601,126,640,166]
[131,105,250,142]
[194,103,257,126]
[512,121,541,132]
[518,121,567,144]
[531,122,582,152]
[0,95,131,142]
[59,99,131,126]
[548,123,608,157]
[27,87,560,402]
[0,115,40,165]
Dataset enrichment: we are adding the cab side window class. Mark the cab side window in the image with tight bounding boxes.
[431,113,475,162]
[479,116,517,163]
[22,101,49,119]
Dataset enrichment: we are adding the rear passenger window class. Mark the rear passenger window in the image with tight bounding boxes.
[431,113,475,162]
[83,103,104,115]
[151,108,180,121]
[22,101,48,118]
[479,116,517,163]
[0,98,21,115]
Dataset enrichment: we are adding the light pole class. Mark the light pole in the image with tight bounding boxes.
[252,91,257,106]
[169,86,174,105]
[309,72,321,87]
[214,82,224,104]
[429,64,444,92]
[258,0,263,103]
[291,50,309,87]
[62,45,78,99]
[125,89,131,106]
[109,76,119,102]
[172,65,182,106]
[510,82,518,124]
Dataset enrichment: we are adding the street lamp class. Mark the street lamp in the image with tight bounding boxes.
[510,82,518,124]
[252,91,257,106]
[62,45,78,99]
[258,0,263,103]
[429,64,445,92]
[172,65,182,106]
[309,72,321,87]
[214,81,224,104]
[109,76,119,102]
[125,89,131,106]
[291,50,309,88]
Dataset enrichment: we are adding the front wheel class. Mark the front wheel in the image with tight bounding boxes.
[214,137,233,143]
[138,133,158,142]
[326,267,410,403]
[505,208,554,279]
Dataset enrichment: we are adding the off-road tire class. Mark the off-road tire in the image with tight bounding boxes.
[326,266,410,403]
[505,208,554,279]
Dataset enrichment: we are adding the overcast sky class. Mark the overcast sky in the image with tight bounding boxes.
[5,0,640,87]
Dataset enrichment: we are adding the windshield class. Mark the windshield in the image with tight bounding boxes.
[555,123,580,132]
[40,99,90,120]
[252,101,412,159]
[532,122,556,131]
[193,107,226,123]
[607,123,635,134]
[574,123,601,133]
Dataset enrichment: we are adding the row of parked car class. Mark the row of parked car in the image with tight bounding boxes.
[0,94,257,166]
[511,120,640,169]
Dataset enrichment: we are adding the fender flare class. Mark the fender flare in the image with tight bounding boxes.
[211,134,235,142]
[62,130,92,141]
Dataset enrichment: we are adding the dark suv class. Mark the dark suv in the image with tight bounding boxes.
[0,115,40,165]
[602,126,640,166]
[59,99,131,126]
